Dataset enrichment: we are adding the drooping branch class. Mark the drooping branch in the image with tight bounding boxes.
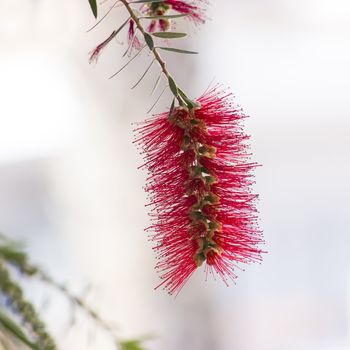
[119,0,198,109]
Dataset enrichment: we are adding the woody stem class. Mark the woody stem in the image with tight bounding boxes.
[120,0,184,105]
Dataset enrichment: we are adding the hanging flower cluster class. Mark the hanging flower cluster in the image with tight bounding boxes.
[88,0,264,295]
[135,87,263,294]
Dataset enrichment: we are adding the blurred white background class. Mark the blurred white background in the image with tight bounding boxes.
[1,0,350,349]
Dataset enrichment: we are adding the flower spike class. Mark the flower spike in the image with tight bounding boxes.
[135,86,264,294]
[88,0,265,296]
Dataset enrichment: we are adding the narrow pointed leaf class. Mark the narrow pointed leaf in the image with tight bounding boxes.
[151,71,162,96]
[0,311,40,350]
[115,17,131,35]
[152,32,187,39]
[144,33,154,50]
[130,0,164,3]
[109,45,146,79]
[132,59,155,89]
[141,14,188,20]
[100,17,130,43]
[177,88,187,99]
[147,85,168,114]
[87,0,120,32]
[169,98,176,117]
[178,88,201,109]
[168,76,178,97]
[88,0,98,18]
[158,47,198,54]
[89,17,130,62]
[185,98,201,109]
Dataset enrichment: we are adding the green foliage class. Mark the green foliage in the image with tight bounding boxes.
[142,14,188,19]
[152,32,187,39]
[0,261,56,349]
[144,33,154,50]
[178,89,201,109]
[168,76,178,97]
[151,72,162,96]
[130,0,164,3]
[132,60,155,89]
[0,236,37,276]
[109,46,146,79]
[0,236,151,350]
[158,47,198,55]
[120,339,147,350]
[0,310,40,350]
[169,98,175,117]
[88,0,98,18]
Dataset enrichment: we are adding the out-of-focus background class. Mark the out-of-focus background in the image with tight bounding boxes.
[1,0,350,349]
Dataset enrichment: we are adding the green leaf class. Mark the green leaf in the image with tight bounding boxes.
[115,17,132,36]
[132,59,155,89]
[88,0,98,18]
[88,13,129,34]
[120,339,146,350]
[158,47,198,54]
[130,0,164,3]
[150,71,162,96]
[168,76,178,97]
[185,99,201,109]
[178,88,201,109]
[169,98,176,117]
[142,14,188,19]
[0,310,39,350]
[109,45,146,79]
[87,0,120,32]
[152,32,187,39]
[177,88,187,98]
[147,85,168,114]
[144,33,154,50]
[0,238,37,275]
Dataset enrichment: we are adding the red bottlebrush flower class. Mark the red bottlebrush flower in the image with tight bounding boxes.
[135,86,264,295]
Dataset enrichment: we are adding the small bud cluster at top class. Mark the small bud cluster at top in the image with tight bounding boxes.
[129,0,206,48]
[143,0,206,33]
[89,0,206,63]
[169,107,223,267]
[144,2,171,32]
